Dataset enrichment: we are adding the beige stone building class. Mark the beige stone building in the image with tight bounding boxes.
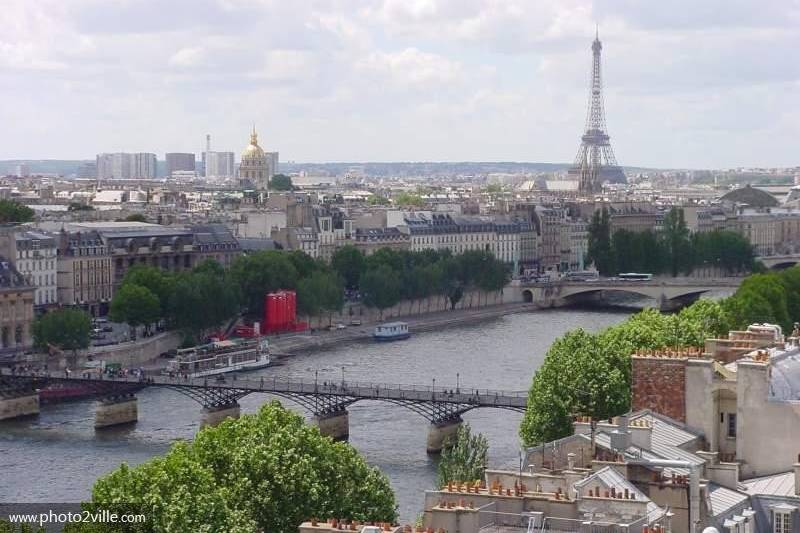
[56,229,113,316]
[0,258,35,353]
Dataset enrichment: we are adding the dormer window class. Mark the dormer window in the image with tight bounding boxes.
[772,504,795,533]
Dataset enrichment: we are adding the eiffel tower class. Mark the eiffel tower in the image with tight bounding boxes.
[568,29,626,194]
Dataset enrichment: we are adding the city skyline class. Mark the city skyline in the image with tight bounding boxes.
[2,1,799,168]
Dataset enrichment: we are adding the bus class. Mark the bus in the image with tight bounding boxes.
[618,272,653,281]
[563,270,600,282]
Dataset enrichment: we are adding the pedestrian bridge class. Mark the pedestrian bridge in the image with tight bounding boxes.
[516,277,742,310]
[0,371,527,453]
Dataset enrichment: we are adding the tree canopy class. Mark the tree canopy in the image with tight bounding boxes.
[0,200,34,223]
[587,207,755,276]
[269,174,293,191]
[67,403,396,533]
[109,284,161,332]
[33,308,92,353]
[437,423,489,487]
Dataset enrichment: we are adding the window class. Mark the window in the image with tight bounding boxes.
[727,413,737,438]
[774,512,791,533]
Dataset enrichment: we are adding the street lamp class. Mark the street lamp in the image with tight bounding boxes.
[315,370,318,391]
[456,373,460,393]
[341,367,345,386]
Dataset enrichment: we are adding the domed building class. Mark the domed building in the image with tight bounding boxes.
[239,126,269,192]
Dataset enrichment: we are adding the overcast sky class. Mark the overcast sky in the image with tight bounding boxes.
[3,0,799,168]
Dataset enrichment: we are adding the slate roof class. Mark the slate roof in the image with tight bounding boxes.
[720,185,779,207]
[742,471,797,498]
[707,483,750,517]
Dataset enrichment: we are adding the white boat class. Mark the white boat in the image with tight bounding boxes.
[166,337,270,378]
[373,322,411,342]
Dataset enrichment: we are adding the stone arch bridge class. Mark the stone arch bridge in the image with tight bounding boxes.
[515,277,742,311]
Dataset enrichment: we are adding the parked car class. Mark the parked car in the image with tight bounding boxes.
[336,323,347,330]
[101,325,113,332]
[350,319,362,326]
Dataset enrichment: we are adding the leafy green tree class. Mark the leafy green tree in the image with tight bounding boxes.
[367,195,390,206]
[121,266,174,317]
[662,207,691,276]
[72,403,396,533]
[331,246,366,290]
[109,284,161,335]
[437,424,489,487]
[287,250,320,279]
[269,174,293,191]
[736,273,790,330]
[68,202,94,212]
[33,309,91,367]
[587,208,614,275]
[361,265,401,318]
[297,271,344,321]
[123,213,147,223]
[0,199,34,223]
[520,329,630,446]
[169,269,240,340]
[520,298,732,446]
[0,520,46,532]
[393,192,425,207]
[229,251,298,317]
[779,266,800,324]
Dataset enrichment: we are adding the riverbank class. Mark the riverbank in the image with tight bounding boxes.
[268,301,541,357]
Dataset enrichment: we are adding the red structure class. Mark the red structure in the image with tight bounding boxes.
[264,290,306,333]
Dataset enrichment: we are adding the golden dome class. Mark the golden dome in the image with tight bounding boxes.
[241,126,265,159]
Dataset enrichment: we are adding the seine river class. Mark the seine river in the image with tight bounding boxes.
[0,308,631,521]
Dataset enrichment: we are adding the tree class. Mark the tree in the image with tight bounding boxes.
[331,246,366,291]
[367,195,390,206]
[297,271,344,321]
[519,297,733,446]
[0,199,34,223]
[662,207,691,276]
[587,208,614,275]
[393,192,425,207]
[361,265,401,318]
[0,521,45,532]
[33,309,91,365]
[70,403,396,533]
[269,174,293,191]
[520,329,630,446]
[122,213,147,223]
[169,269,240,340]
[229,251,298,317]
[109,284,161,336]
[437,424,489,487]
[120,266,174,317]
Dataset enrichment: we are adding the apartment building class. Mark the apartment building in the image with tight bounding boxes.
[56,229,113,315]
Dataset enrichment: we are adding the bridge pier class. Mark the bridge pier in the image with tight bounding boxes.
[426,417,462,454]
[0,392,40,421]
[201,403,241,428]
[313,409,349,441]
[95,394,138,428]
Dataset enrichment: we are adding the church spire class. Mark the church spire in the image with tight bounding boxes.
[250,124,258,146]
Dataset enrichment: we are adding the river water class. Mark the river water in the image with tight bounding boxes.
[0,308,631,522]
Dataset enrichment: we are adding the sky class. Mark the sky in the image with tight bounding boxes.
[2,0,799,169]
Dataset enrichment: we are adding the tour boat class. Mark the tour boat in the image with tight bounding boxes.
[166,337,270,377]
[373,322,411,342]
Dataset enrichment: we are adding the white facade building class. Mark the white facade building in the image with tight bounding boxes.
[13,231,58,307]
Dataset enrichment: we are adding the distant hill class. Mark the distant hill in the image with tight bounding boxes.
[280,161,572,177]
[0,160,90,176]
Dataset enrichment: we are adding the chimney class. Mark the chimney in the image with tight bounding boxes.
[794,455,800,496]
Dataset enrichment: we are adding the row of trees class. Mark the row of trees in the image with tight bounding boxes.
[588,207,756,276]
[519,265,800,446]
[332,247,509,315]
[60,403,396,532]
[105,246,509,343]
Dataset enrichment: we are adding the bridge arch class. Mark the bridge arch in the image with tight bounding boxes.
[522,289,534,303]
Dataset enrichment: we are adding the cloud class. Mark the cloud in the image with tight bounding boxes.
[0,0,797,168]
